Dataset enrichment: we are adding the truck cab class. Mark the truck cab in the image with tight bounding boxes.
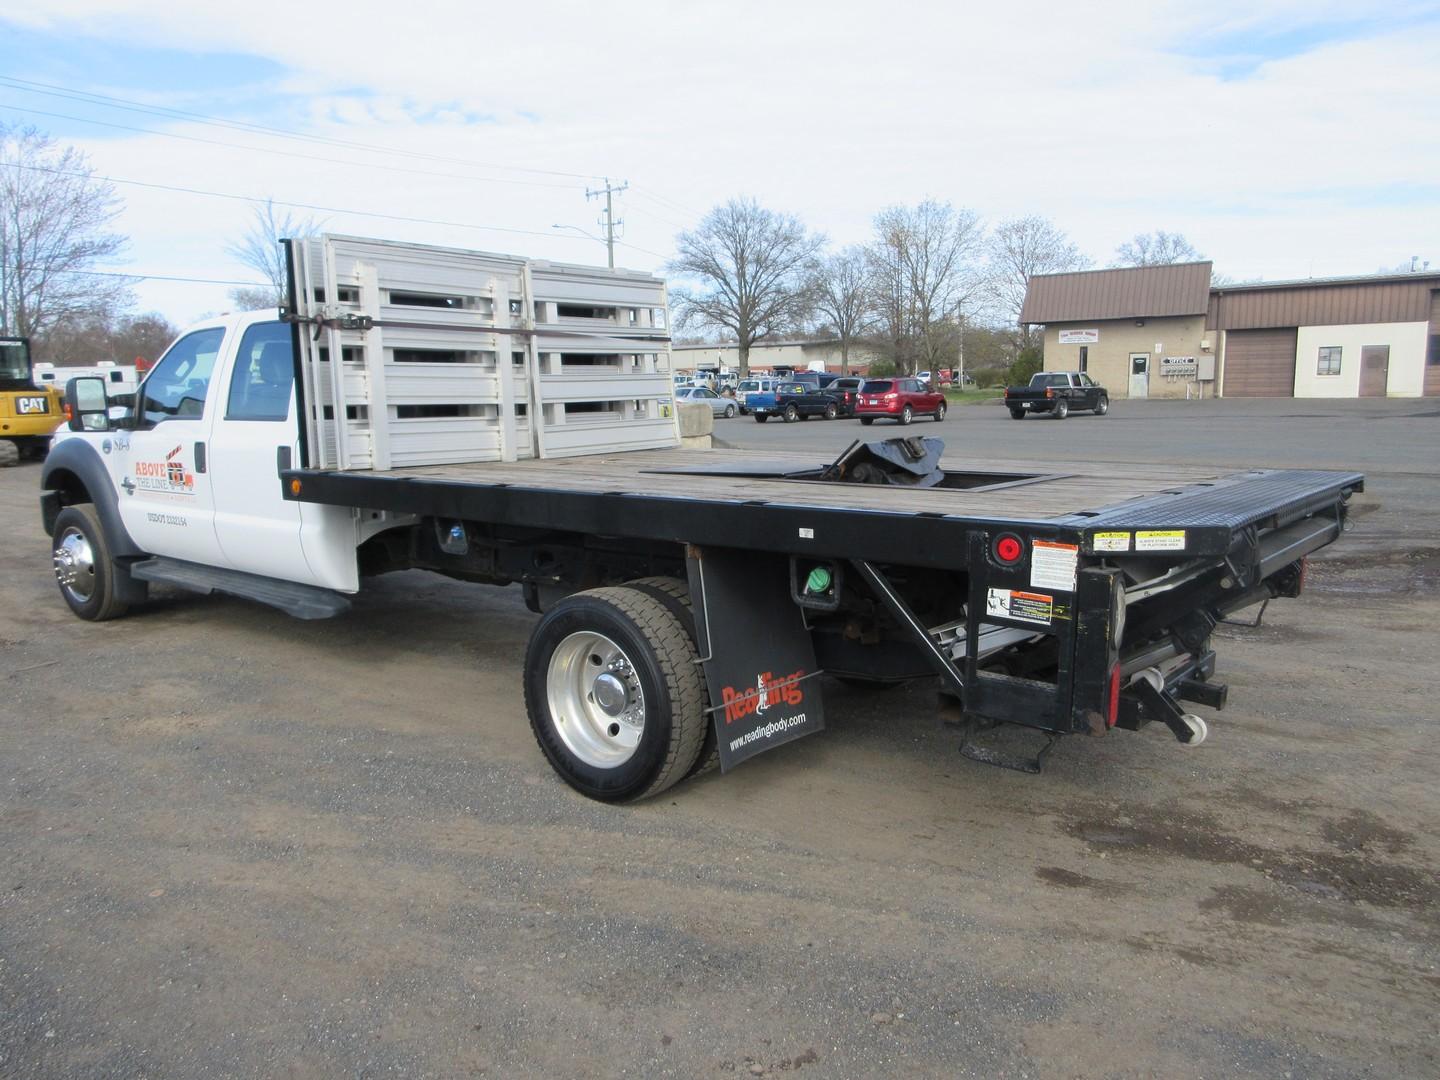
[43,311,367,620]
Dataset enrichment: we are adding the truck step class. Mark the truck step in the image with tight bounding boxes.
[129,557,351,620]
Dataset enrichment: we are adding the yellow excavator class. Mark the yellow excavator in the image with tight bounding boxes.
[0,336,64,467]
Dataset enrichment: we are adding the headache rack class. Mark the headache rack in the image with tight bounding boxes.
[283,234,681,470]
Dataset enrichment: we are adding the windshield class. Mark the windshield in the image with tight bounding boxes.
[737,380,761,392]
[0,338,31,386]
[1031,373,1071,388]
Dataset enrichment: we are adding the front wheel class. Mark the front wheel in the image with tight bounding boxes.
[783,404,799,423]
[723,403,736,418]
[899,404,913,425]
[823,402,838,420]
[933,402,947,422]
[859,417,875,426]
[1052,399,1069,420]
[524,587,707,802]
[1008,407,1025,420]
[754,414,769,423]
[1094,396,1108,416]
[52,504,136,621]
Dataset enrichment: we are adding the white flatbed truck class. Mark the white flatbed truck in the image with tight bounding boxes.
[41,235,1363,800]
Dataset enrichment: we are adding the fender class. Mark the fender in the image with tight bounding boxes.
[40,437,144,559]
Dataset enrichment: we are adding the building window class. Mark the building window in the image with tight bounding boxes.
[1428,334,1440,366]
[1317,346,1342,376]
[1078,345,1088,373]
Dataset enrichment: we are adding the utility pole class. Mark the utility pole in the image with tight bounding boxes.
[586,178,628,269]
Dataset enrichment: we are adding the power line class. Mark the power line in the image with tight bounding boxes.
[0,265,269,286]
[0,102,581,190]
[630,183,704,218]
[0,75,602,181]
[6,160,590,244]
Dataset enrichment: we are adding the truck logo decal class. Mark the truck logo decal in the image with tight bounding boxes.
[133,445,195,495]
[720,669,806,726]
[16,395,48,414]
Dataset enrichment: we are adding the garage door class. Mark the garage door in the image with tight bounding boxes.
[1426,290,1440,397]
[1224,328,1297,397]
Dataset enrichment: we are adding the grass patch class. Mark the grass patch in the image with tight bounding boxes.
[943,387,1004,404]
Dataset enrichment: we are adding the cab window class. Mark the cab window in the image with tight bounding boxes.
[138,328,224,428]
[227,322,295,421]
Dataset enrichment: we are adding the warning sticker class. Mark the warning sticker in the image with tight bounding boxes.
[1093,531,1131,553]
[985,588,1054,626]
[1030,540,1079,592]
[1135,530,1187,552]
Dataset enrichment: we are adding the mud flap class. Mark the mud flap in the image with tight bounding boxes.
[686,546,825,771]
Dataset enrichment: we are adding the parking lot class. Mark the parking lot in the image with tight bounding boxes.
[2,397,1437,1078]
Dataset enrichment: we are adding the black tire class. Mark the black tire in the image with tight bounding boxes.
[624,576,718,779]
[0,440,18,468]
[51,503,134,621]
[1009,408,1025,420]
[1053,399,1069,420]
[933,401,947,422]
[723,403,736,419]
[899,404,913,426]
[783,404,799,423]
[823,402,838,420]
[859,417,875,426]
[755,414,769,423]
[524,586,707,802]
[1094,395,1108,416]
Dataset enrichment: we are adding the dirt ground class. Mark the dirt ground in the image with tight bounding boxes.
[2,399,1437,1078]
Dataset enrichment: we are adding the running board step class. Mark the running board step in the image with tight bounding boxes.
[130,557,351,620]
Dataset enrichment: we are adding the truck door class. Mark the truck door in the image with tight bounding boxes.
[207,320,324,585]
[114,326,229,566]
[1128,354,1150,399]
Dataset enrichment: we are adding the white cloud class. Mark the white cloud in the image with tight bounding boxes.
[6,0,1438,321]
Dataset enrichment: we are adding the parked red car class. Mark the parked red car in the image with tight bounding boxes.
[855,377,947,425]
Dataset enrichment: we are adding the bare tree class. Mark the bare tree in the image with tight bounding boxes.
[0,123,130,341]
[227,198,322,310]
[985,215,1090,350]
[809,246,871,375]
[668,198,824,377]
[866,200,984,375]
[38,310,178,366]
[1113,230,1204,267]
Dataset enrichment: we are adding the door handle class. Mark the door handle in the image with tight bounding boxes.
[194,441,207,473]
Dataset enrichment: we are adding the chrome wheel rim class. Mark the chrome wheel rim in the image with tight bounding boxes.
[53,527,96,603]
[546,631,646,768]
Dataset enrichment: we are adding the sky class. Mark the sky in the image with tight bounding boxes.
[2,0,1438,326]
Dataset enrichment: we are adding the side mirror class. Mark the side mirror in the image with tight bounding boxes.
[65,376,110,432]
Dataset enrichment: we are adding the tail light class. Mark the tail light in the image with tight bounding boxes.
[1107,663,1121,727]
[992,533,1025,565]
[884,392,899,401]
[63,402,73,422]
[1045,387,1055,399]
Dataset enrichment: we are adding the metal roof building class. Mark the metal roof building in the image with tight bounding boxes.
[1023,264,1440,399]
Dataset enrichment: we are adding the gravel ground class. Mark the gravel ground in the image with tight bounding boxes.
[1,398,1437,1078]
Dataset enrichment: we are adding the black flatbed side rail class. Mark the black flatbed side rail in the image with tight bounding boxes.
[1060,468,1364,556]
[280,466,1091,574]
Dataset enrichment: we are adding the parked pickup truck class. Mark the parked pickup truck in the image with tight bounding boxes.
[1005,372,1108,419]
[41,234,1363,803]
[748,381,841,423]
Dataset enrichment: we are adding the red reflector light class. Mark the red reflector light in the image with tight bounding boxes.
[994,535,1024,564]
[1107,663,1121,727]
